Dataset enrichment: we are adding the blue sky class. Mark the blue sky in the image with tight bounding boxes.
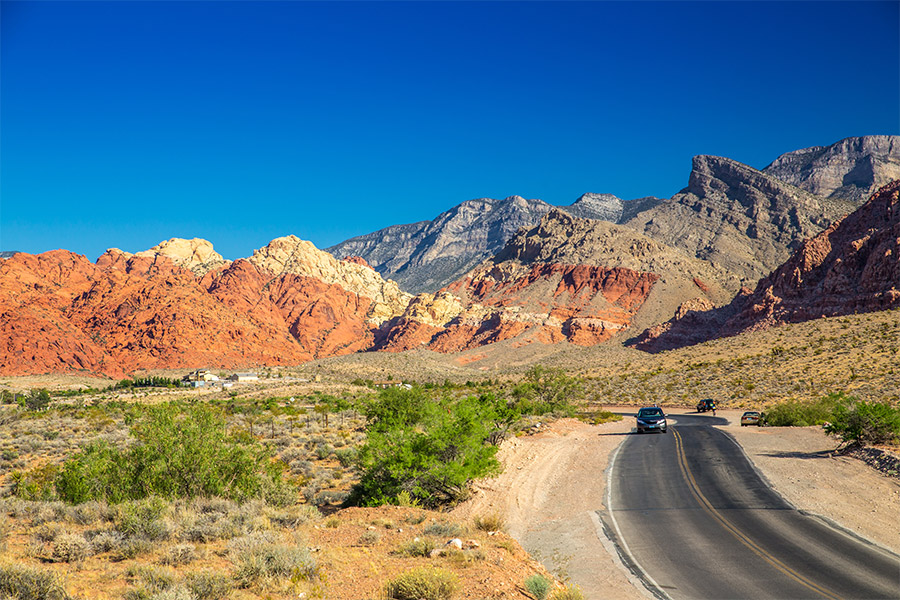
[2,1,898,261]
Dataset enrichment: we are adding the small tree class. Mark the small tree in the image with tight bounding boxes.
[25,389,51,411]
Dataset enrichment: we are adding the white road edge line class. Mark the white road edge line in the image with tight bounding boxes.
[605,437,673,600]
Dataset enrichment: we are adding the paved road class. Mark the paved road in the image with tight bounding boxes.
[604,413,900,599]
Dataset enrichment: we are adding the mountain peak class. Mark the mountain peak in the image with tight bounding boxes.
[763,135,900,203]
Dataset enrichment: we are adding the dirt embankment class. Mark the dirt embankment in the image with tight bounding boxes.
[452,409,900,599]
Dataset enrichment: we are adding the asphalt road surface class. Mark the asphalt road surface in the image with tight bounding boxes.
[604,413,900,600]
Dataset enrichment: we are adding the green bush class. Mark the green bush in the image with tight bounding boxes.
[55,403,285,504]
[763,395,842,427]
[524,574,552,600]
[0,563,72,600]
[825,398,900,447]
[350,388,501,508]
[511,366,583,416]
[384,566,459,600]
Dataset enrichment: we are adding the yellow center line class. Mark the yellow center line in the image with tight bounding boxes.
[672,428,843,600]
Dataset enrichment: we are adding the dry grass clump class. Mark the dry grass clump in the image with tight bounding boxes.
[0,562,71,600]
[384,566,459,600]
[473,513,505,533]
[228,531,317,588]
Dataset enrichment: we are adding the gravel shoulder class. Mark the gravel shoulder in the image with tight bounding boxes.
[452,409,900,599]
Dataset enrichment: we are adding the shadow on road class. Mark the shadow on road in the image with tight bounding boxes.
[760,449,836,460]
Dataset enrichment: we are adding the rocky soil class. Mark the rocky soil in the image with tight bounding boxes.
[453,410,900,599]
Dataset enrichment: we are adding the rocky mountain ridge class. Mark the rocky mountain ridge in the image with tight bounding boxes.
[623,154,855,287]
[2,136,898,377]
[328,135,894,293]
[633,180,900,352]
[763,135,900,203]
[371,209,728,353]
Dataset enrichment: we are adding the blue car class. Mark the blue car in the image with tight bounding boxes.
[636,407,667,433]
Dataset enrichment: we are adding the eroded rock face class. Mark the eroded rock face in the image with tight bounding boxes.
[103,238,231,276]
[633,180,900,352]
[624,155,855,286]
[0,236,413,378]
[763,136,900,204]
[374,209,728,352]
[248,235,410,326]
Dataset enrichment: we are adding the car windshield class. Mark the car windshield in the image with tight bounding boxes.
[743,412,760,417]
[638,408,663,417]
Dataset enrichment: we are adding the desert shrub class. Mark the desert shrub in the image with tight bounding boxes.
[87,529,126,553]
[825,398,900,447]
[350,388,501,507]
[265,504,320,529]
[549,584,584,600]
[115,497,171,541]
[229,532,317,587]
[24,389,51,412]
[357,530,380,546]
[183,570,232,600]
[586,409,622,425]
[423,521,463,537]
[394,537,436,557]
[524,574,552,600]
[763,395,841,427]
[160,543,197,566]
[55,403,285,504]
[52,532,91,562]
[473,513,504,532]
[384,566,458,600]
[0,563,71,600]
[111,536,153,561]
[11,463,60,501]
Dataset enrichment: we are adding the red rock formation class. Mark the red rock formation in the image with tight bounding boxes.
[0,240,397,378]
[376,261,660,352]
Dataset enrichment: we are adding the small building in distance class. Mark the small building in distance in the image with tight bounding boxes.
[228,372,259,382]
[184,369,219,383]
[182,369,220,387]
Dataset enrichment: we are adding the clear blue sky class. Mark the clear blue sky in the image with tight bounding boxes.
[2,1,898,261]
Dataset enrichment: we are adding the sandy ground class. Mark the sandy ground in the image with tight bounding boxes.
[452,409,900,599]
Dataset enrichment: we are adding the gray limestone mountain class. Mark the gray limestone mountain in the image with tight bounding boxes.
[623,155,855,288]
[327,193,656,293]
[762,135,900,203]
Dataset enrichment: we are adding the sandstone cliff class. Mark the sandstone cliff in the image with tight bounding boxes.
[0,236,412,378]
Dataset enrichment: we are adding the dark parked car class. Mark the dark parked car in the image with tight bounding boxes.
[636,407,667,433]
[741,411,762,426]
[697,398,717,413]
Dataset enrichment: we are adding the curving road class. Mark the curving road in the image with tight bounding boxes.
[603,413,900,599]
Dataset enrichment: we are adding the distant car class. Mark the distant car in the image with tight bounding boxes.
[697,398,717,413]
[636,407,667,433]
[741,411,762,426]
